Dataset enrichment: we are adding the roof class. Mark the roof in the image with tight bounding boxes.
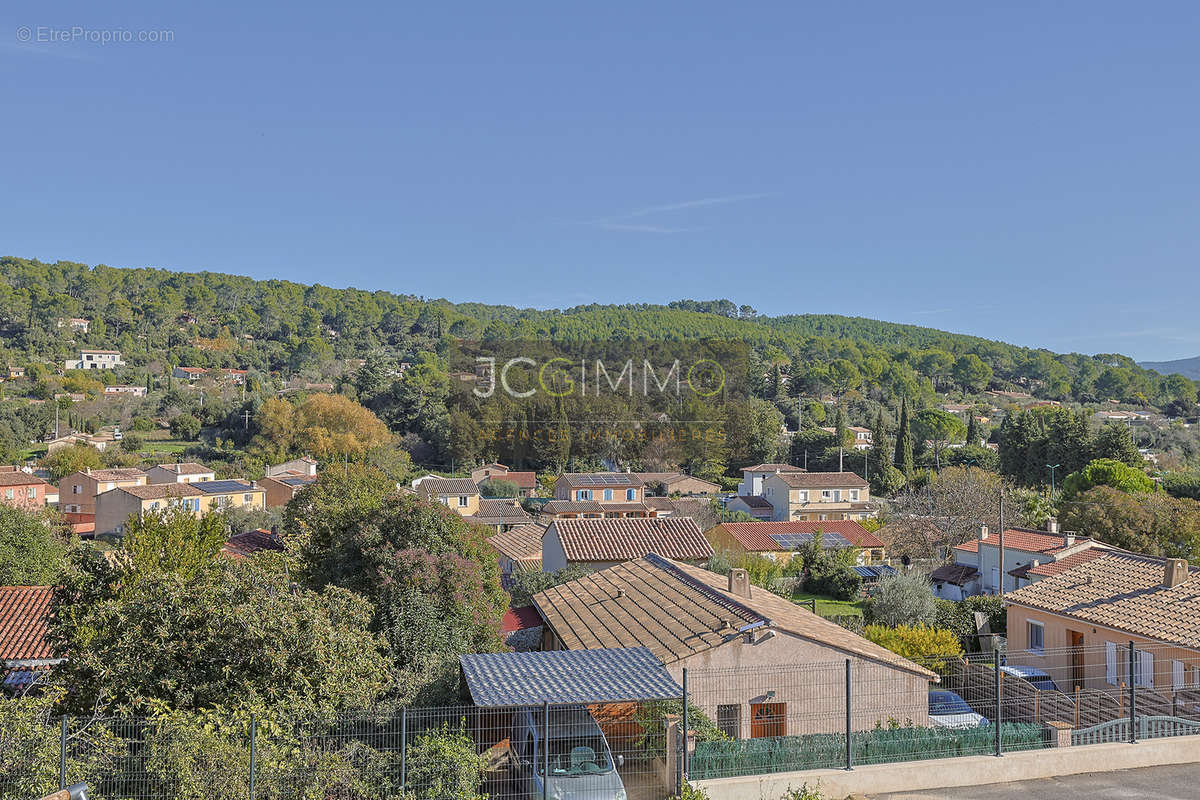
[274,475,317,488]
[193,480,259,495]
[929,563,980,586]
[718,521,884,551]
[636,473,720,491]
[0,586,54,661]
[419,477,480,495]
[550,517,712,562]
[118,483,205,500]
[501,605,544,634]
[468,499,533,526]
[80,349,120,354]
[644,497,678,512]
[0,472,51,488]
[459,647,683,708]
[480,470,538,490]
[558,472,644,488]
[852,565,897,579]
[541,499,605,514]
[155,462,213,475]
[222,529,283,559]
[730,495,773,509]
[954,528,1078,555]
[1005,552,1200,650]
[742,463,805,473]
[488,522,547,563]
[533,555,934,678]
[74,468,145,482]
[773,471,869,489]
[1027,547,1110,578]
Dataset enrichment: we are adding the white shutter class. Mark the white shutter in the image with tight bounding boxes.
[1174,660,1185,691]
[1138,650,1155,688]
[1105,642,1117,686]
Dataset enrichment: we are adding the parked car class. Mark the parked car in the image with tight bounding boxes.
[1000,664,1060,692]
[510,705,627,800]
[928,690,989,728]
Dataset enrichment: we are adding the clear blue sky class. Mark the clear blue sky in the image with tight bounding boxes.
[4,2,1200,360]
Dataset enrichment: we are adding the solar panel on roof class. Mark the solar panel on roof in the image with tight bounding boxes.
[768,532,852,549]
[195,480,255,493]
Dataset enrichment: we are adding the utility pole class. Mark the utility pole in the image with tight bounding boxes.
[242,409,252,431]
[1046,463,1060,496]
[839,447,844,473]
[797,394,803,433]
[998,489,1005,600]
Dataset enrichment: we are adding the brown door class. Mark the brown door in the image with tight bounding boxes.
[1070,630,1085,689]
[750,703,786,738]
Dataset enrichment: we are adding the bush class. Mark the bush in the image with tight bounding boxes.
[121,432,145,452]
[804,561,861,601]
[509,565,590,607]
[170,413,202,440]
[404,721,486,800]
[865,573,936,627]
[935,595,1006,645]
[635,700,726,754]
[863,623,963,671]
[478,478,519,498]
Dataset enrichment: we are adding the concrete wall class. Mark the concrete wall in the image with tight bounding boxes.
[694,734,1200,800]
[542,527,567,572]
[95,490,141,536]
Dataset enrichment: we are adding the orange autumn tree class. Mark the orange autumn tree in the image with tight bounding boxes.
[254,393,392,461]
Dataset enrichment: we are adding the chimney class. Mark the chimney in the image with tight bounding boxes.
[1063,530,1076,548]
[728,568,751,599]
[1164,558,1189,588]
[1046,517,1060,534]
[978,525,989,541]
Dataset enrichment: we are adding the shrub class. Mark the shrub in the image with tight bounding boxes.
[635,700,726,754]
[509,565,590,607]
[935,595,1006,645]
[866,573,936,627]
[804,561,861,601]
[404,721,486,800]
[170,412,202,440]
[863,623,963,671]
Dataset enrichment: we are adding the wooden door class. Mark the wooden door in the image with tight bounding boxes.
[1070,630,1085,689]
[750,703,786,738]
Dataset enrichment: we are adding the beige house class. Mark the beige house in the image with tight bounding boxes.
[465,498,532,532]
[707,520,886,565]
[192,480,266,513]
[1005,552,1200,694]
[146,462,216,484]
[59,468,147,515]
[265,456,319,478]
[65,349,125,370]
[761,471,874,521]
[553,473,652,517]
[419,477,481,516]
[487,522,547,581]
[533,555,935,738]
[635,472,722,496]
[725,495,774,520]
[541,516,712,573]
[95,484,205,535]
[736,463,804,497]
[258,473,318,508]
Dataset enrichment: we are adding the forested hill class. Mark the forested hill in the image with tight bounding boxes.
[0,255,1189,408]
[1140,356,1200,381]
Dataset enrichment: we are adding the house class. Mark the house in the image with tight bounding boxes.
[265,456,319,478]
[258,473,318,508]
[708,520,886,565]
[59,468,147,515]
[0,471,54,510]
[553,473,651,517]
[95,483,205,536]
[419,477,481,516]
[222,528,284,559]
[541,516,712,573]
[725,495,774,521]
[536,499,608,520]
[931,519,1113,600]
[173,366,248,384]
[466,498,533,532]
[736,463,805,497]
[471,463,539,498]
[819,427,873,450]
[940,403,973,417]
[635,472,722,496]
[103,385,148,398]
[1005,551,1200,693]
[146,462,216,485]
[192,480,267,513]
[532,555,935,738]
[6,366,25,379]
[46,433,113,454]
[761,471,875,521]
[487,522,547,582]
[0,586,58,693]
[65,349,125,370]
[57,317,90,333]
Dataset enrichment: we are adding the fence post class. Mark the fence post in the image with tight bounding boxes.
[59,715,67,790]
[542,705,549,800]
[400,707,407,793]
[681,668,689,789]
[993,657,1002,757]
[1129,642,1137,744]
[248,715,257,800]
[844,659,853,770]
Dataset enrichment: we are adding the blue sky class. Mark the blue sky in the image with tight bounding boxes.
[3,2,1200,360]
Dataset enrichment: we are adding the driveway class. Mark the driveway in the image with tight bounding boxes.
[869,763,1200,799]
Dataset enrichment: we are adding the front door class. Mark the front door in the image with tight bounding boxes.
[750,703,786,738]
[1070,630,1085,689]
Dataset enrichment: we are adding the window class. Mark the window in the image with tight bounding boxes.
[1105,642,1118,685]
[457,495,468,507]
[626,488,636,501]
[821,490,832,501]
[1027,620,1045,654]
[991,567,1000,593]
[603,489,613,501]
[73,485,81,494]
[578,489,592,501]
[717,705,740,739]
[1137,650,1155,688]
[797,490,807,502]
[749,703,786,738]
[3,489,12,500]
[149,501,160,510]
[849,489,859,501]
[27,487,36,499]
[243,493,253,503]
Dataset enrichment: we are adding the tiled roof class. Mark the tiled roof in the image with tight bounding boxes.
[550,517,712,563]
[644,497,677,512]
[558,472,644,488]
[0,586,54,661]
[541,500,605,514]
[533,555,934,678]
[929,564,980,586]
[774,471,869,489]
[119,484,204,500]
[420,477,480,495]
[717,521,884,552]
[1005,552,1200,649]
[77,468,146,482]
[954,528,1078,555]
[742,463,805,473]
[488,522,546,563]
[731,495,773,509]
[222,529,283,559]
[156,462,213,475]
[0,472,51,487]
[480,470,538,490]
[468,499,533,526]
[1027,548,1109,578]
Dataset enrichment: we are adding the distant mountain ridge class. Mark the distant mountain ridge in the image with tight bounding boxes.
[1140,356,1200,380]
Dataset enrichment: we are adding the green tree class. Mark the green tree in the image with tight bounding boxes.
[508,566,591,607]
[894,398,914,481]
[912,409,966,470]
[951,354,993,393]
[41,443,103,482]
[1061,458,1154,499]
[479,477,520,498]
[0,505,70,584]
[170,412,202,440]
[1059,486,1200,560]
[1091,423,1142,466]
[405,722,487,800]
[866,573,937,627]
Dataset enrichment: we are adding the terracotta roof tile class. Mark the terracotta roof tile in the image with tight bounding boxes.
[468,499,533,526]
[419,478,480,495]
[774,471,868,489]
[742,463,805,473]
[558,472,645,488]
[488,523,547,562]
[0,472,52,488]
[550,517,712,563]
[1027,548,1109,577]
[930,563,980,585]
[541,500,605,514]
[955,528,1077,554]
[731,495,773,509]
[717,520,884,551]
[155,462,213,475]
[0,586,54,661]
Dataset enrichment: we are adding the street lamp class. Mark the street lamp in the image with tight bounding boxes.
[1046,463,1061,495]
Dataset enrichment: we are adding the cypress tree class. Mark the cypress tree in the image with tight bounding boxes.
[966,413,980,448]
[895,398,914,481]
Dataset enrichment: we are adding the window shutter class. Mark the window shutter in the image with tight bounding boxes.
[1174,660,1185,691]
[1105,642,1117,686]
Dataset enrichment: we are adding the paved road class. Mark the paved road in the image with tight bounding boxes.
[869,763,1200,799]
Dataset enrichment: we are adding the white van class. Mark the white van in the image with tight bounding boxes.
[510,705,627,800]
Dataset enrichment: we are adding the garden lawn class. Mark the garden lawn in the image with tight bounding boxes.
[791,591,865,618]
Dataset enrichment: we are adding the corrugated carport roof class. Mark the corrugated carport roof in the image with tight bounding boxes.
[459,647,682,708]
